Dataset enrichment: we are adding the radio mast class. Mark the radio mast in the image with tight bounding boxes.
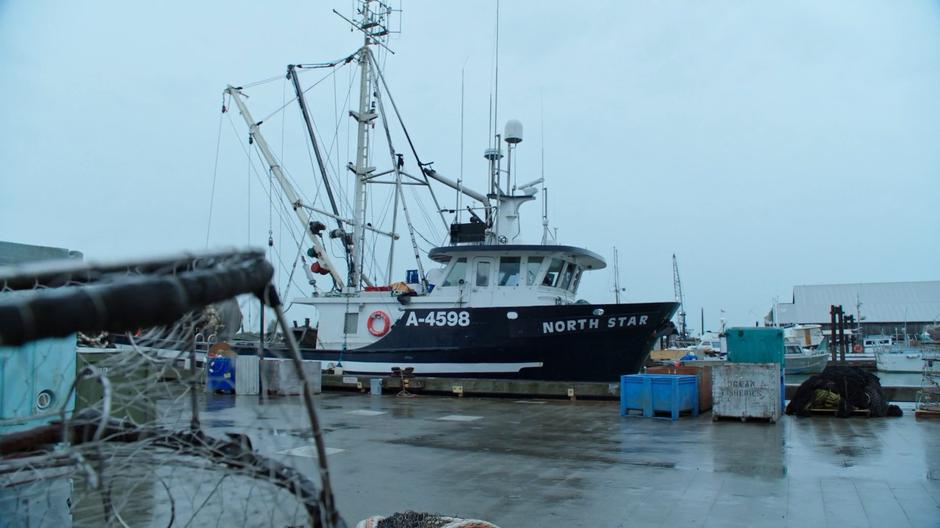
[612,247,623,304]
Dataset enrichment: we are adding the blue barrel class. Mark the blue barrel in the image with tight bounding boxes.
[207,357,236,394]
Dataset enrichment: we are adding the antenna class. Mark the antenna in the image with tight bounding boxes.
[457,61,466,223]
[612,247,624,303]
[493,0,500,142]
[540,95,550,244]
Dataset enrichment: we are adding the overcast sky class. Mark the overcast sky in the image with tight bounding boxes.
[1,1,938,332]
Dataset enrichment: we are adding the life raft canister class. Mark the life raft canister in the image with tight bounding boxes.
[367,311,392,337]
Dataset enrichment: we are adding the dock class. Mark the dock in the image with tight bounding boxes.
[212,390,939,526]
[321,374,923,402]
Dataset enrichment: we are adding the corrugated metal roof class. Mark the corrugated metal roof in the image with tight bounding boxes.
[774,281,940,324]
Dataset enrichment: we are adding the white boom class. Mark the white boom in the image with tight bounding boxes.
[225,86,346,289]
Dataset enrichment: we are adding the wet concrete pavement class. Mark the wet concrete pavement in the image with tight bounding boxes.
[195,392,940,527]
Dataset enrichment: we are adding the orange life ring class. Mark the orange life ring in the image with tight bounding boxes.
[367,311,392,337]
[852,344,862,353]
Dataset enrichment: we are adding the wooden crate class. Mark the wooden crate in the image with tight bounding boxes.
[712,363,782,423]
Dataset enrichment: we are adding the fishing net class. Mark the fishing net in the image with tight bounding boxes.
[357,512,499,528]
[785,366,902,418]
[0,249,344,527]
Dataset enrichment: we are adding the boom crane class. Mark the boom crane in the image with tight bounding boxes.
[672,254,688,338]
[225,86,345,290]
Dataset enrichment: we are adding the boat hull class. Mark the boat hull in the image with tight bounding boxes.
[783,352,829,374]
[876,352,924,373]
[673,352,829,374]
[238,302,678,382]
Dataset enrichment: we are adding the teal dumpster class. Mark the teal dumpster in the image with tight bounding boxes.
[726,327,785,367]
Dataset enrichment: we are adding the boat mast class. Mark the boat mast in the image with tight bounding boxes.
[287,65,343,233]
[348,0,384,291]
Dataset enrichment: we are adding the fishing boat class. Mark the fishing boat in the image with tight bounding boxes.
[782,324,828,373]
[875,347,925,373]
[223,1,677,381]
[782,344,828,374]
[874,340,940,373]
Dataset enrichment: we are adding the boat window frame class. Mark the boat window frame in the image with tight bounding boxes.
[441,257,469,287]
[569,265,583,293]
[525,256,545,286]
[474,258,493,288]
[498,256,522,287]
[558,262,574,290]
[543,258,565,287]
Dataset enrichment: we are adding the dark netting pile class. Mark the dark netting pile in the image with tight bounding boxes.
[377,512,449,528]
[785,366,903,417]
[357,511,499,528]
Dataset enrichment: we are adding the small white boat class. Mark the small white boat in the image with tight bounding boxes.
[782,325,828,374]
[784,344,829,374]
[875,346,927,373]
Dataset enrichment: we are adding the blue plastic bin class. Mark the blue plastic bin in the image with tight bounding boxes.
[207,357,236,394]
[621,374,699,420]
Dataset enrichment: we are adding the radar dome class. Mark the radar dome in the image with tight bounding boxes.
[504,119,523,144]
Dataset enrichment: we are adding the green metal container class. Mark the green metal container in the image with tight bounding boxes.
[726,327,785,367]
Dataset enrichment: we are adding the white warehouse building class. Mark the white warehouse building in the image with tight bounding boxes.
[769,281,940,338]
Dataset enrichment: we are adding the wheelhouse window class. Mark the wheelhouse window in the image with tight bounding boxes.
[569,266,583,293]
[559,263,575,290]
[525,256,544,286]
[498,257,521,286]
[475,261,491,287]
[543,258,564,287]
[441,258,468,287]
